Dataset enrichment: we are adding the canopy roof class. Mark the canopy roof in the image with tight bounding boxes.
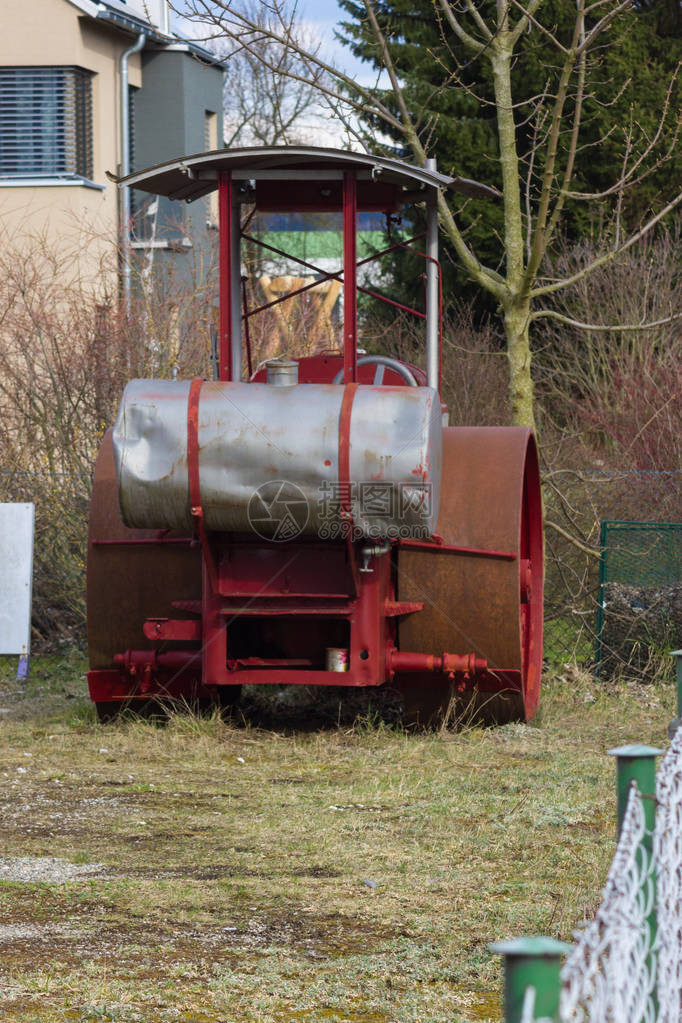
[116,146,499,203]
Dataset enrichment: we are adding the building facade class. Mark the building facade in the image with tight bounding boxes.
[0,0,225,290]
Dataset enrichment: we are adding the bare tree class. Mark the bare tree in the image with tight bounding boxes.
[177,0,681,429]
[207,0,330,146]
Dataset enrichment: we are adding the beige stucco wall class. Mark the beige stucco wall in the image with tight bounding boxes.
[0,0,143,288]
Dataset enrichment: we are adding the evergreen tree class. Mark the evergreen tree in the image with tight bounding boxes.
[338,0,681,314]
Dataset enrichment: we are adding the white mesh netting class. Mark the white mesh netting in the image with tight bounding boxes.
[560,785,656,1023]
[557,724,682,1023]
[654,725,682,1023]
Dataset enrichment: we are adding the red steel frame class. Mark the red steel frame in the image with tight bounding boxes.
[343,171,358,384]
[88,161,513,709]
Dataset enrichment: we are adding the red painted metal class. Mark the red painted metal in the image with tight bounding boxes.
[387,649,487,677]
[143,618,202,641]
[241,275,253,377]
[220,606,352,616]
[338,384,357,526]
[218,171,233,381]
[187,377,218,592]
[254,178,400,213]
[384,601,424,617]
[114,649,200,672]
[187,377,203,519]
[227,658,314,669]
[343,171,357,384]
[185,536,392,689]
[338,382,360,594]
[87,668,212,704]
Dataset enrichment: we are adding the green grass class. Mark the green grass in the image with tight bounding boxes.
[0,654,675,1022]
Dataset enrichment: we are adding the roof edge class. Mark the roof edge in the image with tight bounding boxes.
[64,0,227,66]
[118,146,455,194]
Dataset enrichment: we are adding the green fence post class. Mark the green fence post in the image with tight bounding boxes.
[607,744,661,837]
[489,937,572,1023]
[607,744,661,1018]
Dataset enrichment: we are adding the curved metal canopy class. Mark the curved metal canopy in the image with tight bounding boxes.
[115,146,498,203]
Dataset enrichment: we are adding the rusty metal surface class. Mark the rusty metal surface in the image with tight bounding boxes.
[396,426,543,723]
[87,431,201,670]
[113,379,442,539]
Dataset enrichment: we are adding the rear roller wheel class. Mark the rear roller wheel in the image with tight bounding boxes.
[395,427,543,725]
[87,431,203,718]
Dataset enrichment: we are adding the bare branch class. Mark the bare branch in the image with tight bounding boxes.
[545,519,601,559]
[532,188,682,298]
[524,0,584,284]
[531,309,682,330]
[509,0,566,51]
[578,0,635,53]
[436,0,491,55]
[565,63,682,200]
[362,0,425,157]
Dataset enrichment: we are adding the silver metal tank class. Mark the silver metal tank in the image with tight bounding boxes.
[113,379,442,540]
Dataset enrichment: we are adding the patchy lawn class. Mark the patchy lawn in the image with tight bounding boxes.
[0,653,674,1023]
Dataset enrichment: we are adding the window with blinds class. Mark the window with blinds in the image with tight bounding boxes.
[0,67,93,180]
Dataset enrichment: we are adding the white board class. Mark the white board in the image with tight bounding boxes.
[0,503,35,655]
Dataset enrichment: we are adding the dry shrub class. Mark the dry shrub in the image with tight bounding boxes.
[440,310,510,426]
[599,581,682,680]
[536,220,682,471]
[536,223,680,672]
[362,305,510,426]
[0,226,216,648]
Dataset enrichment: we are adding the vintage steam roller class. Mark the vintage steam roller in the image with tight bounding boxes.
[87,147,543,724]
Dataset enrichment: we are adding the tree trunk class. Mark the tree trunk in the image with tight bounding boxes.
[504,300,536,430]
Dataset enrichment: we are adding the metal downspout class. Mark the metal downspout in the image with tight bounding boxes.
[160,1,171,35]
[120,31,146,312]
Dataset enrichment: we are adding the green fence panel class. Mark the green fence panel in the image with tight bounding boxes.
[595,522,682,677]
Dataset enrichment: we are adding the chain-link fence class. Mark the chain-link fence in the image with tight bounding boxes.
[595,522,682,679]
[544,470,682,678]
[495,720,682,1023]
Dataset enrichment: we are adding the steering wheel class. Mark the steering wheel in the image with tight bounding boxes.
[331,355,418,386]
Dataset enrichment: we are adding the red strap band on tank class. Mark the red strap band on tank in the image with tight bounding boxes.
[187,377,218,591]
[187,376,203,525]
[338,382,358,525]
[338,382,359,592]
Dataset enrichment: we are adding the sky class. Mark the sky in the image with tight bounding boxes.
[173,0,374,84]
[172,0,382,145]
